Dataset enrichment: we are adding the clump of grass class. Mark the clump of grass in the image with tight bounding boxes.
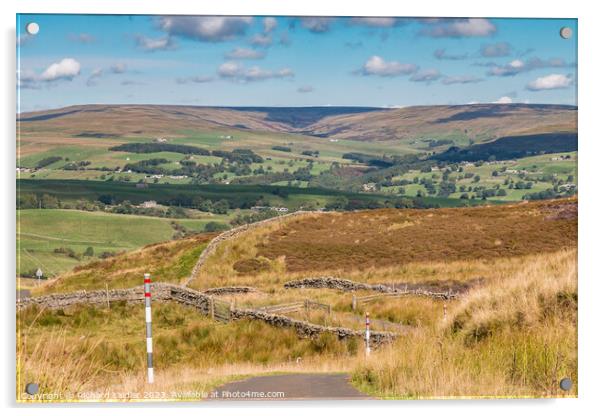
[17,328,109,402]
[449,249,576,346]
[351,249,577,398]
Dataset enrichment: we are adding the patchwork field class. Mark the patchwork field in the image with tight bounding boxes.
[17,104,577,202]
[17,209,231,277]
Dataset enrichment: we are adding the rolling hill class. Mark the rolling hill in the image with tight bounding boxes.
[303,104,577,142]
[18,103,577,144]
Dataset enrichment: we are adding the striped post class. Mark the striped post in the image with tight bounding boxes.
[365,312,371,356]
[144,273,154,384]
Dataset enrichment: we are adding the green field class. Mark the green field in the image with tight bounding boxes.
[16,209,231,277]
[383,152,577,201]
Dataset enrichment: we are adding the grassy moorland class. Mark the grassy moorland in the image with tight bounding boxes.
[187,198,576,283]
[351,249,577,398]
[19,249,577,399]
[17,302,358,401]
[19,198,577,399]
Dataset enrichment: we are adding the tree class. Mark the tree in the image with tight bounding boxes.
[40,194,59,209]
[84,246,94,257]
[325,196,349,211]
[204,222,230,232]
[211,199,230,215]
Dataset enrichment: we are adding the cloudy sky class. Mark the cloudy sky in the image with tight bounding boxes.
[17,15,577,112]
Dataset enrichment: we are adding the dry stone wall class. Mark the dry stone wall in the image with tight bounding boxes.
[203,286,257,296]
[17,283,394,347]
[231,308,396,347]
[284,277,460,300]
[183,210,316,287]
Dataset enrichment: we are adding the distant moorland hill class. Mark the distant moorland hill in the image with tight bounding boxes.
[18,103,576,143]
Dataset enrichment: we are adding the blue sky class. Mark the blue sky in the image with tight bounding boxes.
[16,15,577,112]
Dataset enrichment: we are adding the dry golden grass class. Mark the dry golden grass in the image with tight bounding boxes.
[17,301,360,402]
[20,200,578,400]
[351,249,577,398]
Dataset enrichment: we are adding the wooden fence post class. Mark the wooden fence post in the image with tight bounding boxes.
[209,297,215,320]
[352,295,357,310]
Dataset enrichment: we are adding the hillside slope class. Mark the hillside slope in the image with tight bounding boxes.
[18,103,577,144]
[303,104,577,142]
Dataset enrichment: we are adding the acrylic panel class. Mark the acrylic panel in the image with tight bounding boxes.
[16,14,577,402]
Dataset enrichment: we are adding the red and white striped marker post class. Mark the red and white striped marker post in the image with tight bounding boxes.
[144,273,154,384]
[365,312,371,356]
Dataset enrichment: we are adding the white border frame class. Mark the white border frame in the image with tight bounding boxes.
[2,1,600,415]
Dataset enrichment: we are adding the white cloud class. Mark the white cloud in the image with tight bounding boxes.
[441,75,483,85]
[250,34,272,47]
[17,33,33,46]
[410,68,442,83]
[136,35,176,52]
[421,18,496,38]
[526,74,573,91]
[434,48,468,60]
[348,17,399,27]
[86,68,103,87]
[176,75,214,84]
[360,56,417,77]
[40,58,81,82]
[225,47,265,60]
[297,85,314,93]
[485,57,572,77]
[480,42,511,57]
[218,62,243,78]
[68,33,96,44]
[263,17,278,33]
[218,62,294,82]
[121,80,146,86]
[279,32,291,46]
[17,69,39,89]
[157,16,253,42]
[110,63,127,74]
[493,96,513,104]
[300,17,334,33]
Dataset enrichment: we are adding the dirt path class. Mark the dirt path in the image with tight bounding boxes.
[209,373,371,401]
